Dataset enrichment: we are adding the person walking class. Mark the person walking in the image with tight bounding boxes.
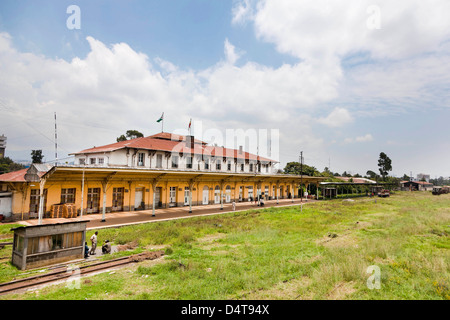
[89,231,98,255]
[232,200,236,211]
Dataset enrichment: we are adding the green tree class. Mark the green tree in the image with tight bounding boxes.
[366,170,377,179]
[117,130,144,142]
[284,161,320,176]
[116,134,127,142]
[378,152,392,181]
[31,150,44,164]
[0,157,25,174]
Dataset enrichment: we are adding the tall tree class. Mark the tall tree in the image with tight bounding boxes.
[378,152,392,181]
[31,150,44,164]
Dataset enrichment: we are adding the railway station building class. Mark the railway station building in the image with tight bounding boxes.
[0,132,325,222]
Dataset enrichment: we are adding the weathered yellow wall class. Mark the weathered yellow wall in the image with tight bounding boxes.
[6,179,297,217]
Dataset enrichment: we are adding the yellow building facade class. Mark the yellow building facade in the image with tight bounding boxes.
[1,165,324,221]
[0,131,325,221]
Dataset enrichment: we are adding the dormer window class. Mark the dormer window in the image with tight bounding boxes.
[138,153,145,166]
[156,154,163,168]
[186,156,193,169]
[172,155,179,168]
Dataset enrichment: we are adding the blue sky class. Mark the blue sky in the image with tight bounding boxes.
[0,0,449,178]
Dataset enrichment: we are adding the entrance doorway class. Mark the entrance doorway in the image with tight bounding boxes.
[134,188,144,210]
[112,187,124,212]
[155,187,162,208]
[202,186,209,205]
[87,188,100,213]
[184,187,190,206]
[169,187,177,207]
[214,186,220,204]
[225,185,231,203]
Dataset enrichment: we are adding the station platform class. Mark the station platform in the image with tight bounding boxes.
[15,198,316,230]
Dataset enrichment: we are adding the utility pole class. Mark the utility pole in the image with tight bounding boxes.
[300,151,303,203]
[54,112,58,166]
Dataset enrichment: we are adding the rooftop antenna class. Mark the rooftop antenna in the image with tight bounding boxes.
[54,112,58,166]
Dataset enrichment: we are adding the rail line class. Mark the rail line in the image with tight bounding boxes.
[0,250,164,296]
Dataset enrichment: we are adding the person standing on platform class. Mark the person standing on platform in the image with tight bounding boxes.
[89,231,98,255]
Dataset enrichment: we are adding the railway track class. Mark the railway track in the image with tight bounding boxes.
[0,250,164,296]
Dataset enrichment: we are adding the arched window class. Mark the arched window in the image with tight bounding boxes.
[214,185,221,204]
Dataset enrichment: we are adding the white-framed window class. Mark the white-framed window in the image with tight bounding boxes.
[186,156,193,169]
[249,163,253,172]
[98,157,104,165]
[138,153,145,166]
[156,154,163,168]
[216,160,221,170]
[204,159,209,170]
[79,158,85,165]
[90,158,96,165]
[227,161,231,171]
[240,163,244,172]
[172,155,179,168]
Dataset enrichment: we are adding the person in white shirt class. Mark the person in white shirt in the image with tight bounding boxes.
[89,231,98,255]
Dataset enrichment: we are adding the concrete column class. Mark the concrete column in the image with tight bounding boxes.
[101,182,107,222]
[220,183,224,210]
[37,178,46,225]
[152,183,156,217]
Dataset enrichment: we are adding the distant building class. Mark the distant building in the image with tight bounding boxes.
[401,180,433,191]
[416,173,430,182]
[0,135,6,158]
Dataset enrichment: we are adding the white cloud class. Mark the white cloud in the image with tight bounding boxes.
[0,33,337,163]
[232,0,450,114]
[343,134,373,144]
[317,107,353,128]
[231,0,255,25]
[224,38,242,65]
[237,0,450,62]
[355,134,373,142]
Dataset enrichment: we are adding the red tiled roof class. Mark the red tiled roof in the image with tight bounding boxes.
[149,132,206,144]
[0,168,28,182]
[404,180,433,185]
[71,133,276,162]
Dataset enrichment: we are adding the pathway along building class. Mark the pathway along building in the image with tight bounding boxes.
[0,132,325,222]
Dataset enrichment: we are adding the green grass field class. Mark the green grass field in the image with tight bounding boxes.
[1,191,449,300]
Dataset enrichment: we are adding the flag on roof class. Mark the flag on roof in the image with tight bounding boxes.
[156,112,164,123]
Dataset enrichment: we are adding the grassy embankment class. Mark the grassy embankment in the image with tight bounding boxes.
[0,191,449,300]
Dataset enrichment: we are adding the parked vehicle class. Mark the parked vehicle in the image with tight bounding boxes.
[432,186,449,195]
[377,189,390,197]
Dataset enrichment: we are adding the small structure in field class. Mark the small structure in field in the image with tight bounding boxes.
[11,221,88,270]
